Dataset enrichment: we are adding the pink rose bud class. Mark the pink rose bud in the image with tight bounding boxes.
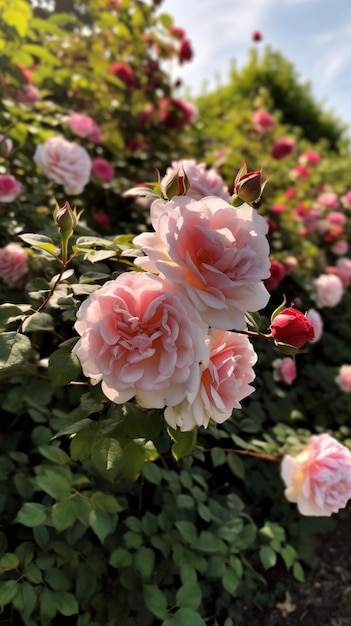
[270,307,315,350]
[54,201,80,235]
[335,365,351,392]
[281,434,351,516]
[272,357,297,385]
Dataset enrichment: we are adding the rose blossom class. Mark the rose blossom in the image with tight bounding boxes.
[305,309,323,343]
[335,365,351,393]
[65,112,103,143]
[271,138,295,160]
[0,174,21,202]
[316,191,339,210]
[165,329,257,431]
[109,62,135,87]
[73,271,208,408]
[179,38,193,64]
[133,196,271,331]
[327,257,351,288]
[265,259,286,291]
[0,242,29,287]
[252,110,275,134]
[159,97,197,129]
[341,191,351,210]
[161,159,230,201]
[34,136,92,195]
[331,240,349,256]
[92,157,115,182]
[17,84,40,104]
[272,357,296,385]
[299,151,321,166]
[270,307,315,349]
[312,273,343,308]
[281,434,351,516]
[0,134,13,157]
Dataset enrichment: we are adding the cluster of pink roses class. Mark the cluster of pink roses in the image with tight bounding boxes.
[73,161,271,431]
[0,134,22,204]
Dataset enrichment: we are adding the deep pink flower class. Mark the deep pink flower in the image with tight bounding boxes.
[109,62,135,87]
[293,164,310,178]
[73,271,208,407]
[0,174,21,202]
[271,138,295,160]
[126,138,144,152]
[93,211,111,229]
[159,97,197,129]
[66,112,103,143]
[252,110,275,134]
[165,329,257,431]
[281,434,351,516]
[331,240,349,256]
[335,365,351,393]
[137,104,155,125]
[299,150,321,166]
[179,38,193,64]
[252,31,262,41]
[92,158,115,182]
[271,203,285,215]
[272,357,296,385]
[133,196,270,330]
[161,159,230,201]
[34,136,92,195]
[0,242,29,287]
[265,259,286,291]
[169,26,185,39]
[270,307,315,349]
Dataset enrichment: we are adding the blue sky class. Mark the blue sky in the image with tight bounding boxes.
[162,0,351,131]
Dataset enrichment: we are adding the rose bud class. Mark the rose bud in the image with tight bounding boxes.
[231,161,267,206]
[270,306,315,350]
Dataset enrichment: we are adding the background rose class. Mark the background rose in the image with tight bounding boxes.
[305,308,323,343]
[34,136,92,195]
[0,174,22,202]
[270,307,315,349]
[335,365,351,392]
[281,434,351,516]
[312,273,344,307]
[271,137,296,159]
[65,112,103,143]
[272,357,297,385]
[0,134,13,157]
[161,159,230,201]
[73,271,208,408]
[165,329,257,431]
[133,196,271,330]
[0,242,29,286]
[252,109,275,134]
[92,157,115,182]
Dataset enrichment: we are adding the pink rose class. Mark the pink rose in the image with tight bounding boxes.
[159,98,197,129]
[137,104,155,126]
[281,434,351,516]
[0,134,13,157]
[341,191,351,210]
[299,151,321,166]
[272,357,296,385]
[335,365,351,392]
[17,84,40,104]
[0,174,21,202]
[305,309,323,343]
[265,259,286,291]
[93,211,111,229]
[165,329,257,431]
[252,110,275,134]
[34,136,92,195]
[73,271,208,408]
[316,192,339,210]
[66,112,103,143]
[326,211,346,225]
[328,257,351,288]
[133,196,271,330]
[161,159,230,201]
[292,164,310,178]
[331,240,349,256]
[312,273,343,308]
[179,38,193,64]
[0,242,29,287]
[92,158,115,182]
[271,138,295,160]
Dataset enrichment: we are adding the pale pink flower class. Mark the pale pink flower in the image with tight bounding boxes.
[281,434,351,516]
[65,112,103,143]
[34,136,92,195]
[73,271,208,408]
[0,242,29,287]
[305,309,323,343]
[252,110,275,134]
[165,329,257,431]
[133,196,271,330]
[272,357,296,385]
[0,134,13,157]
[316,192,339,210]
[331,240,349,256]
[312,273,343,308]
[335,365,351,392]
[161,159,230,201]
[92,157,115,182]
[341,191,351,210]
[17,84,40,104]
[336,258,351,287]
[0,174,21,202]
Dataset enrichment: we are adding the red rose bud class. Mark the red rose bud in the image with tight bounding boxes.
[232,161,267,205]
[270,307,315,350]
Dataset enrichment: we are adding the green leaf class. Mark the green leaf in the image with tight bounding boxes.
[0,580,19,607]
[40,588,57,621]
[0,553,19,572]
[211,447,226,467]
[175,521,197,544]
[45,568,71,591]
[281,545,297,570]
[244,311,262,331]
[91,491,124,513]
[91,438,123,482]
[54,591,79,616]
[168,427,197,460]
[120,441,145,480]
[12,581,37,616]
[51,499,77,532]
[16,503,47,527]
[143,585,168,620]
[133,547,155,579]
[48,348,81,386]
[109,547,132,569]
[176,583,202,610]
[293,561,305,582]
[0,304,25,330]
[143,462,162,485]
[35,469,72,499]
[222,567,239,594]
[259,545,277,570]
[227,453,245,479]
[162,608,206,626]
[22,43,60,66]
[3,2,32,36]
[0,332,32,373]
[38,444,70,465]
[89,509,117,543]
[70,429,97,460]
[22,312,55,332]
[19,233,58,256]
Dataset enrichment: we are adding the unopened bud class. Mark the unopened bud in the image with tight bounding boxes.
[54,201,79,233]
[232,161,268,205]
[161,165,190,200]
